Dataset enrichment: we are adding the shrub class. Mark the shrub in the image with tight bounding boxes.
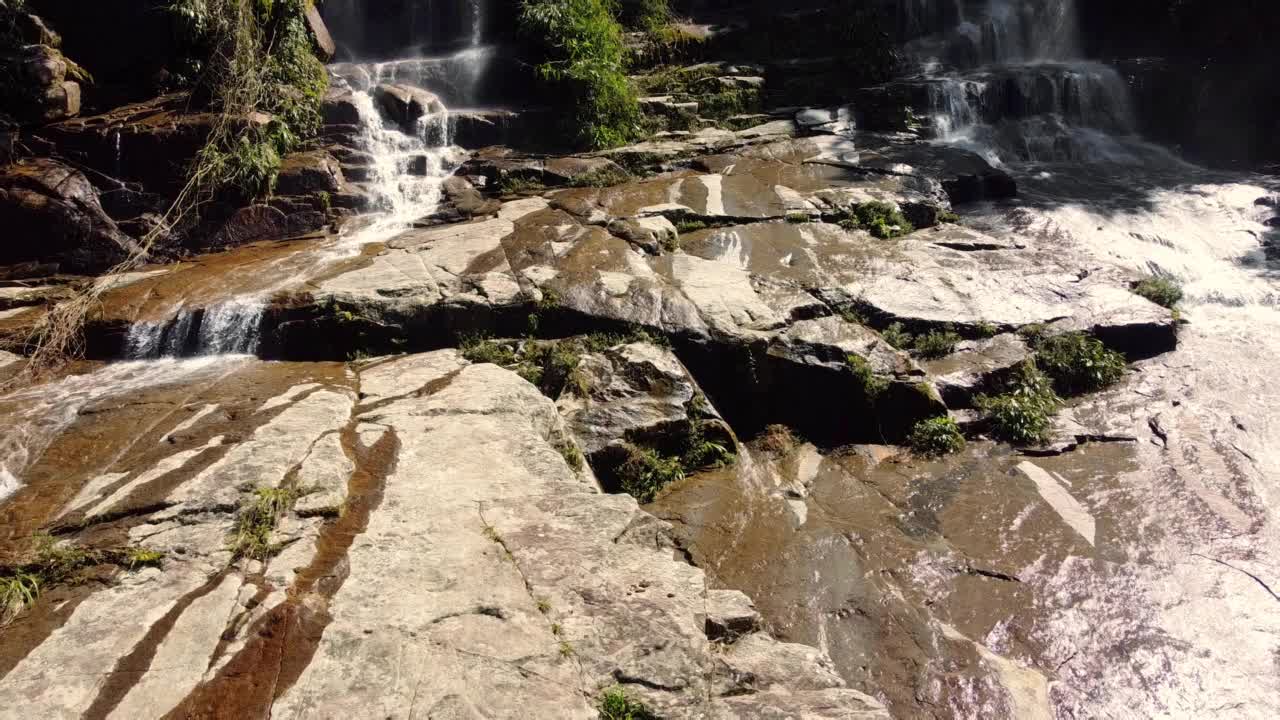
[908,417,966,456]
[460,335,519,366]
[681,422,735,470]
[846,354,889,400]
[616,445,685,502]
[519,0,641,149]
[1132,276,1184,309]
[615,0,669,32]
[881,322,913,350]
[835,201,914,239]
[169,0,328,200]
[1034,332,1126,395]
[976,362,1062,444]
[599,687,658,720]
[914,330,961,359]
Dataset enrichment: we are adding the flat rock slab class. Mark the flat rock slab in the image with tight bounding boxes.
[0,352,886,719]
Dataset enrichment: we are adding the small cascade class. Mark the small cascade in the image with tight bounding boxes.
[120,3,473,360]
[126,301,266,359]
[902,0,1146,164]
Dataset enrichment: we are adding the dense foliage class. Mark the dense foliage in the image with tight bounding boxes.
[1133,276,1183,309]
[615,0,668,32]
[908,416,965,457]
[976,361,1063,445]
[519,0,640,149]
[168,0,328,199]
[1033,332,1126,396]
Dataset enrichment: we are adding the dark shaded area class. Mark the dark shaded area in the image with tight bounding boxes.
[1077,0,1280,170]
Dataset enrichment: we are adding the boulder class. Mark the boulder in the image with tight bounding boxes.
[303,2,336,61]
[1,44,81,123]
[372,83,444,128]
[0,158,135,273]
[275,150,344,195]
[321,88,362,127]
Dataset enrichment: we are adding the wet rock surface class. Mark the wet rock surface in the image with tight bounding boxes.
[0,352,887,719]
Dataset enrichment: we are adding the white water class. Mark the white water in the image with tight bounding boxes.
[0,356,253,498]
[125,56,461,359]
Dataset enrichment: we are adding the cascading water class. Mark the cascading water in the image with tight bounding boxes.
[124,1,472,360]
[916,14,1280,712]
[908,0,1142,164]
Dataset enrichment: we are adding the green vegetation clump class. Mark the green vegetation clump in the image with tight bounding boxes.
[1,536,166,624]
[1033,332,1126,395]
[568,165,632,188]
[460,335,519,366]
[698,88,760,119]
[1132,276,1184,309]
[168,0,329,200]
[674,218,708,234]
[976,362,1062,445]
[499,174,547,194]
[880,322,913,350]
[616,444,685,502]
[599,686,658,720]
[519,0,640,149]
[616,0,669,32]
[230,486,300,560]
[555,438,586,473]
[835,201,914,239]
[681,415,735,471]
[846,354,889,400]
[914,330,962,359]
[938,210,961,223]
[785,212,811,224]
[907,416,966,457]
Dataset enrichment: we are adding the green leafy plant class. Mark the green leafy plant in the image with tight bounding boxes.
[1033,332,1126,395]
[616,0,669,32]
[460,335,520,366]
[599,686,658,720]
[907,417,966,457]
[616,444,685,502]
[880,322,913,350]
[835,201,914,239]
[976,362,1062,445]
[0,537,165,624]
[556,438,586,473]
[230,486,300,560]
[1132,276,1184,309]
[846,354,889,400]
[914,330,962,359]
[0,574,40,625]
[519,0,641,149]
[681,424,735,471]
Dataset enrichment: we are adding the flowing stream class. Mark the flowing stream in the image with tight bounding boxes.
[653,1,1280,717]
[124,3,476,360]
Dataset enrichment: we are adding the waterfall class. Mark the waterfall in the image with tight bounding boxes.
[126,301,265,359]
[912,0,1143,164]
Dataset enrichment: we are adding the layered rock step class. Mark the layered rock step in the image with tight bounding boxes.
[0,350,888,719]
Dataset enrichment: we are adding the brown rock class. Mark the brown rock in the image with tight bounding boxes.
[276,150,344,195]
[372,83,444,128]
[303,3,336,61]
[0,158,135,272]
